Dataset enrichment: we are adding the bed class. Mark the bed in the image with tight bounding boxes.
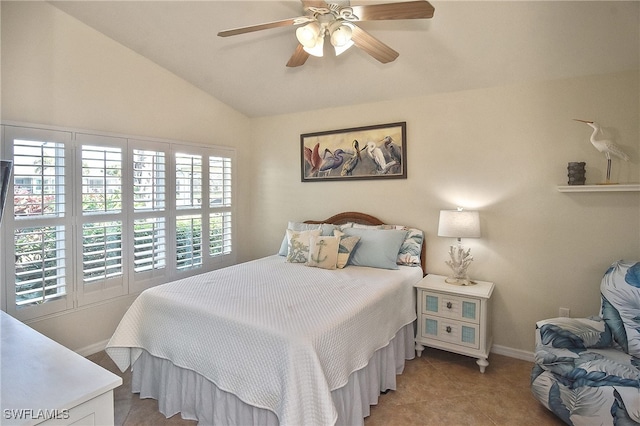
[106,212,425,425]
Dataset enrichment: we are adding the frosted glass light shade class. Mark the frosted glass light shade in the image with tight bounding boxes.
[303,35,324,57]
[330,22,352,47]
[296,22,322,48]
[438,210,481,239]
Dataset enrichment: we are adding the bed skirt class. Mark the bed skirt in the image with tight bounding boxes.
[131,322,415,425]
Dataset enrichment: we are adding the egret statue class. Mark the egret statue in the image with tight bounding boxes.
[574,119,629,184]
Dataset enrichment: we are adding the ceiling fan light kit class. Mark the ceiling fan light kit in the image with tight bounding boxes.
[329,21,354,54]
[218,0,435,67]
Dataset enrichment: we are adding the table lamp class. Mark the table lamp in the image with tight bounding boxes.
[438,208,481,285]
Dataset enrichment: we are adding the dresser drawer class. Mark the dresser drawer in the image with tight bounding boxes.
[421,291,481,324]
[420,314,480,349]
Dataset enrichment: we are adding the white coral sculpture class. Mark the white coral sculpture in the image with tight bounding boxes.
[445,245,474,280]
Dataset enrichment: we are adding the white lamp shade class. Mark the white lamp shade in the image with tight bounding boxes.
[438,210,481,238]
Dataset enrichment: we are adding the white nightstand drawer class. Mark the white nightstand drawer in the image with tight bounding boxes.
[421,291,481,324]
[420,315,480,349]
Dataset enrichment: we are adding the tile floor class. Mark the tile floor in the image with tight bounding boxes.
[87,348,565,425]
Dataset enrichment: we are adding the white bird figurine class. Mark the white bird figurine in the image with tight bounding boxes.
[574,119,629,183]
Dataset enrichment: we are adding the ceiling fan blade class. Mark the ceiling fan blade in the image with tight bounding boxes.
[286,44,310,67]
[218,18,300,37]
[351,0,435,21]
[350,25,399,64]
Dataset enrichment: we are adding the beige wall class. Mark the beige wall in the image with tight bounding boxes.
[1,1,639,356]
[250,71,640,354]
[0,1,252,351]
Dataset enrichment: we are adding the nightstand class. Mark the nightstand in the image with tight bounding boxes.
[414,274,495,373]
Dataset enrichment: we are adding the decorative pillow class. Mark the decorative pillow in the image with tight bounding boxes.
[395,227,424,267]
[342,228,408,270]
[278,222,336,255]
[306,235,340,270]
[599,260,640,357]
[339,222,423,267]
[286,229,321,263]
[333,231,360,269]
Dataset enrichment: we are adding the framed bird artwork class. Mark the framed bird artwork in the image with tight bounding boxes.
[301,122,406,182]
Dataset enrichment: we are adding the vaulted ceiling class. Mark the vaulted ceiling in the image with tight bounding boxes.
[51,1,639,118]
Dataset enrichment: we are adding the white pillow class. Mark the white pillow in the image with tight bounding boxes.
[306,235,340,270]
[286,228,321,263]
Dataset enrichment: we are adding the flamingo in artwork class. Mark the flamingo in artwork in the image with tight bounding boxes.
[303,142,322,177]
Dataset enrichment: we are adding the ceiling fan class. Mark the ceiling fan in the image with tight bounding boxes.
[217,0,435,67]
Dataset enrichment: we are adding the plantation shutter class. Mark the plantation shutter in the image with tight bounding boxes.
[209,156,232,257]
[3,126,74,320]
[76,134,127,306]
[130,141,170,291]
[175,152,203,272]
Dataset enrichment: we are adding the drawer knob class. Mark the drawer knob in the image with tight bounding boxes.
[446,302,452,309]
[446,326,452,333]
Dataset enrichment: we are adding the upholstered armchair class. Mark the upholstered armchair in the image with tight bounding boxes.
[530,260,640,426]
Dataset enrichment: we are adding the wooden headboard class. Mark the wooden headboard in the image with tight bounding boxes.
[305,211,426,273]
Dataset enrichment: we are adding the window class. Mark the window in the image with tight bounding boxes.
[2,124,235,320]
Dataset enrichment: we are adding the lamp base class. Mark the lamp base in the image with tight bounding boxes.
[445,277,477,286]
[444,245,475,285]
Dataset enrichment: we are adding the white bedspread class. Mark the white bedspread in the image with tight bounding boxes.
[106,255,421,426]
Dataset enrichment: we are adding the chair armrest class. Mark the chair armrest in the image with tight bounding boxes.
[534,317,614,378]
[536,316,612,350]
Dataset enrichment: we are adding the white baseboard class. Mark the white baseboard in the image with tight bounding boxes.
[491,344,534,362]
[76,338,110,357]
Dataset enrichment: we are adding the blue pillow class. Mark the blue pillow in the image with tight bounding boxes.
[342,228,408,270]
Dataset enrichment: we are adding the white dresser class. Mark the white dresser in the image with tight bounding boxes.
[1,311,122,425]
[414,274,495,373]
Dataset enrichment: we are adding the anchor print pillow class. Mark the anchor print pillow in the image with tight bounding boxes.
[306,235,340,270]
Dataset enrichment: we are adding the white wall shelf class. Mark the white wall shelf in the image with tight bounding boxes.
[557,184,640,193]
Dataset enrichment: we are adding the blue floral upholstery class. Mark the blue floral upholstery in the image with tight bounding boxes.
[531,260,640,426]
